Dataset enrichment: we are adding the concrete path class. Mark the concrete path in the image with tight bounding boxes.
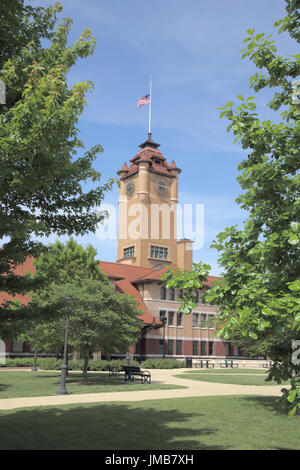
[0,368,284,411]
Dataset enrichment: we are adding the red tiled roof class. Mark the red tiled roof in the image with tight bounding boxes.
[100,260,218,287]
[0,257,218,326]
[117,162,129,175]
[115,279,158,324]
[100,262,164,325]
[99,261,153,283]
[203,276,219,288]
[170,160,181,173]
[99,261,218,326]
[134,264,177,282]
[120,144,178,180]
[130,147,165,163]
[0,257,35,307]
[149,164,175,177]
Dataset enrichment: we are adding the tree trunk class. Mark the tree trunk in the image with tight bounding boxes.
[82,356,89,381]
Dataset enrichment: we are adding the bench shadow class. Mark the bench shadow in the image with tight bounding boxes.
[0,402,224,451]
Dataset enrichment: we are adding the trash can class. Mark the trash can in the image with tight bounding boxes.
[185,357,193,368]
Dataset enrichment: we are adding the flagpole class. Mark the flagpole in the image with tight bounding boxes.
[148,76,152,138]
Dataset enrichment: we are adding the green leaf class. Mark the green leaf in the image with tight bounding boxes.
[249,332,258,340]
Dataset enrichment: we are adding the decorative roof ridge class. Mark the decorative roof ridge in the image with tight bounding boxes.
[134,263,178,282]
[130,147,165,163]
[139,133,160,150]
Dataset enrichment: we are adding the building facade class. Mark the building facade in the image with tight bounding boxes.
[1,134,246,361]
[99,134,244,361]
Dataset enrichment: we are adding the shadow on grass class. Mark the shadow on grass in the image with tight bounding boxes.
[0,384,9,393]
[0,402,224,451]
[242,396,287,416]
[32,373,148,387]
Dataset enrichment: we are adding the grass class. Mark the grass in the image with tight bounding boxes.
[176,371,289,386]
[186,368,268,374]
[0,371,185,399]
[0,395,299,450]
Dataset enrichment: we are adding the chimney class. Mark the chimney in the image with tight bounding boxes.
[176,239,193,271]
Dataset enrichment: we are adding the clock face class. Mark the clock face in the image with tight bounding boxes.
[155,178,168,197]
[126,182,135,197]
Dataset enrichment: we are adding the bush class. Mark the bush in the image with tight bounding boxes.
[68,359,84,371]
[0,357,141,370]
[88,360,108,371]
[87,359,140,371]
[141,358,185,369]
[38,357,62,370]
[1,357,34,368]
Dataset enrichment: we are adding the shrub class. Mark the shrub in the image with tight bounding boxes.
[38,358,62,370]
[141,358,185,369]
[87,359,140,371]
[0,356,141,370]
[68,359,84,371]
[1,357,34,368]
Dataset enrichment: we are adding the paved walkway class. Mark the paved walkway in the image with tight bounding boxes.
[0,368,284,411]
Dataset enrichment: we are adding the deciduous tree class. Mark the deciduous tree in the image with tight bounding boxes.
[0,1,114,328]
[19,240,142,377]
[166,1,300,415]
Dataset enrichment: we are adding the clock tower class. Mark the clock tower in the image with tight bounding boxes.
[117,134,182,268]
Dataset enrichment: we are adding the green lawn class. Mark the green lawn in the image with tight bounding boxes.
[0,371,185,399]
[0,395,299,450]
[176,371,288,386]
[187,368,268,374]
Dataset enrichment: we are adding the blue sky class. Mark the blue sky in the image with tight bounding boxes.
[23,0,297,274]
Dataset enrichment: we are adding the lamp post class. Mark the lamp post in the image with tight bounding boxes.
[162,318,167,358]
[31,349,38,372]
[126,350,130,366]
[56,315,69,395]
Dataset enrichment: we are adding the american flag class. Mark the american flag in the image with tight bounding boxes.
[137,93,151,108]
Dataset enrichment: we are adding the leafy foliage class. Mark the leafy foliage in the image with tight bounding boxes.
[163,0,300,415]
[141,358,186,369]
[18,240,143,376]
[0,1,114,328]
[208,0,300,416]
[163,262,211,314]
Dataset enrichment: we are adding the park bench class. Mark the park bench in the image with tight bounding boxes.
[195,360,215,369]
[220,360,239,368]
[258,361,272,369]
[123,366,151,384]
[107,365,123,376]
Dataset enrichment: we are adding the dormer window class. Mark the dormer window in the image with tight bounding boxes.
[154,158,161,165]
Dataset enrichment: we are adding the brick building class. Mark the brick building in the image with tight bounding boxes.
[99,134,242,361]
[1,134,244,360]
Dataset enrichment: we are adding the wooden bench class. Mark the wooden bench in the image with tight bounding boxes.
[123,366,151,384]
[220,360,239,368]
[195,360,215,369]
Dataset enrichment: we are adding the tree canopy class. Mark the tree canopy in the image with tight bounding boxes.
[165,0,300,416]
[0,1,114,323]
[19,240,143,375]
